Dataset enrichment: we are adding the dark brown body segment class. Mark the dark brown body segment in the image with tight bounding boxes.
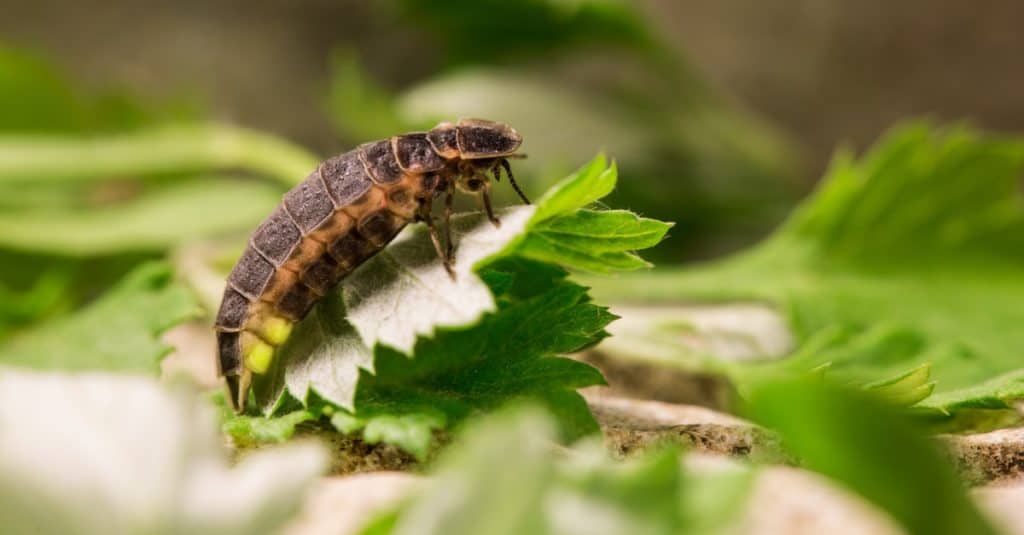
[215,118,524,410]
[214,141,433,388]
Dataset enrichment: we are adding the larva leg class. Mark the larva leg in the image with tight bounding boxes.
[225,371,251,412]
[419,200,455,278]
[479,180,501,228]
[444,184,455,261]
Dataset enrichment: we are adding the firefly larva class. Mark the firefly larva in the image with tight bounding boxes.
[215,118,529,411]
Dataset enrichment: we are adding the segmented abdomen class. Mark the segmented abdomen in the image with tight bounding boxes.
[214,134,446,381]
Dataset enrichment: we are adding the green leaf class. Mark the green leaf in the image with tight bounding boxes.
[223,409,317,447]
[358,406,754,535]
[0,262,200,373]
[591,123,1024,415]
[0,178,282,255]
[246,157,667,456]
[253,208,538,413]
[510,158,672,273]
[529,154,617,223]
[747,377,997,535]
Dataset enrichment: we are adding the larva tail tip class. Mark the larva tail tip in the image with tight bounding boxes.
[225,372,253,414]
[225,375,243,413]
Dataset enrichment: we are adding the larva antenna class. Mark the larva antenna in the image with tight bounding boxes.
[501,159,531,205]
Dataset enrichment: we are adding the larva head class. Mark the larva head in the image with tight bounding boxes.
[427,118,522,160]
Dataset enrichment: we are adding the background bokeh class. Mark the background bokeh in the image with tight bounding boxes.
[7,1,1024,169]
[2,0,1023,330]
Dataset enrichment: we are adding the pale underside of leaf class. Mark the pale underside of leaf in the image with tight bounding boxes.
[255,207,535,413]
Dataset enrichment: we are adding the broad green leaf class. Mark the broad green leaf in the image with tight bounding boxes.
[242,157,668,456]
[0,262,200,373]
[358,407,754,535]
[338,275,610,458]
[747,377,997,535]
[0,178,282,255]
[0,370,325,535]
[591,123,1024,415]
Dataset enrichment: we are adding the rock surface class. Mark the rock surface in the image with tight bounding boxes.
[586,391,785,462]
[944,427,1024,485]
[588,391,1024,484]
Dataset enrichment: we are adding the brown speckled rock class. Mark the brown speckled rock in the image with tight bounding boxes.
[585,392,786,462]
[589,392,1024,484]
[232,426,430,475]
[579,353,737,410]
[943,428,1024,485]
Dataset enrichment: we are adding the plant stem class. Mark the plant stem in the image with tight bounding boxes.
[0,124,320,187]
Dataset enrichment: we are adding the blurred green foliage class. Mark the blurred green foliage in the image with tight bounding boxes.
[388,0,655,66]
[0,262,198,373]
[0,46,317,342]
[359,406,754,535]
[0,46,195,133]
[363,383,993,535]
[327,0,804,262]
[593,123,1024,418]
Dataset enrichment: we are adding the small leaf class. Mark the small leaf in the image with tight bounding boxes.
[223,410,317,447]
[865,363,935,407]
[529,155,616,223]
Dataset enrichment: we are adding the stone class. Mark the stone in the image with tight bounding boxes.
[942,428,1024,485]
[586,391,786,462]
